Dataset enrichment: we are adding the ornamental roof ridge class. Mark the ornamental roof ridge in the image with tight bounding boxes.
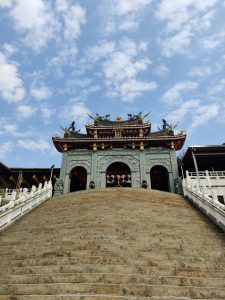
[87,112,150,126]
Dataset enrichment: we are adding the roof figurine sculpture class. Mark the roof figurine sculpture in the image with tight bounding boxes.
[60,121,81,138]
[87,112,150,126]
[158,119,178,136]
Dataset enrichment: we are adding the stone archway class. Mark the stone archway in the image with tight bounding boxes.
[106,162,131,187]
[150,165,169,192]
[70,166,87,192]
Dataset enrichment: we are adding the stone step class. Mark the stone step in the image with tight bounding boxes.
[4,221,223,233]
[0,283,225,298]
[1,263,224,278]
[0,249,221,263]
[0,295,192,300]
[0,242,223,255]
[0,273,224,288]
[0,255,224,270]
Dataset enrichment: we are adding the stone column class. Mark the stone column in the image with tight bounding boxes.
[146,172,151,189]
[86,173,91,190]
[169,172,175,193]
[59,152,70,194]
[64,174,70,194]
[91,151,98,187]
[169,149,178,192]
[60,152,67,180]
[139,150,146,186]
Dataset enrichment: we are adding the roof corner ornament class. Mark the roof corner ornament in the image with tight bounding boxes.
[60,121,80,138]
[159,119,177,135]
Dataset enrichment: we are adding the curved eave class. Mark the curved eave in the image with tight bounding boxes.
[52,134,186,153]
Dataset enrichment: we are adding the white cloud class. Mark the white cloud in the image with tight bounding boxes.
[61,102,90,129]
[63,4,86,41]
[55,0,68,12]
[188,66,212,78]
[17,139,51,153]
[9,0,60,51]
[208,79,225,96]
[103,53,150,81]
[16,105,36,118]
[155,0,218,33]
[4,1,86,54]
[167,100,220,131]
[162,81,198,104]
[109,79,157,102]
[31,86,52,100]
[1,119,34,138]
[190,104,219,130]
[167,99,200,123]
[0,0,12,7]
[114,0,152,15]
[86,38,155,101]
[153,64,169,77]
[40,106,55,124]
[201,29,225,51]
[159,26,192,57]
[155,0,218,56]
[0,52,25,102]
[3,43,16,55]
[86,41,116,63]
[2,123,18,135]
[100,0,152,34]
[0,141,13,159]
[48,46,78,76]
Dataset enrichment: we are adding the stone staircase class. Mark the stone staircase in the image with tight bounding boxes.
[0,188,224,299]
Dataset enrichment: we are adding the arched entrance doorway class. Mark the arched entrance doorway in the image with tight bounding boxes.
[150,165,169,192]
[106,162,131,187]
[70,166,87,192]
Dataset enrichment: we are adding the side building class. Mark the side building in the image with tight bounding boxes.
[52,113,186,195]
[0,162,60,190]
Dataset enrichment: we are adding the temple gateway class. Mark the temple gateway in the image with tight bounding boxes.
[52,113,186,195]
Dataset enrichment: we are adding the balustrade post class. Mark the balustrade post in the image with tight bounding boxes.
[185,171,190,187]
[205,170,211,189]
[11,191,17,201]
[211,188,218,202]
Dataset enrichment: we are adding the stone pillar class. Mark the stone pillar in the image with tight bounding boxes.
[139,150,146,185]
[91,151,98,187]
[60,152,67,180]
[86,173,91,190]
[205,170,211,189]
[146,171,151,189]
[169,149,178,192]
[64,174,70,194]
[59,152,69,194]
[169,172,175,193]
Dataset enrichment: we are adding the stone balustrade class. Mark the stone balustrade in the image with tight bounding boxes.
[185,170,225,200]
[0,181,52,232]
[183,171,225,231]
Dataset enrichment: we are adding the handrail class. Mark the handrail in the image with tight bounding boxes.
[0,181,52,231]
[182,181,225,232]
[187,171,225,177]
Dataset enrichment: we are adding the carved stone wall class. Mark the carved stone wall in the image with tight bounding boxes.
[145,158,172,173]
[96,151,140,188]
[67,159,91,174]
[60,148,178,193]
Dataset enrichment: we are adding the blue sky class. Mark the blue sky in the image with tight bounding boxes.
[0,0,225,168]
